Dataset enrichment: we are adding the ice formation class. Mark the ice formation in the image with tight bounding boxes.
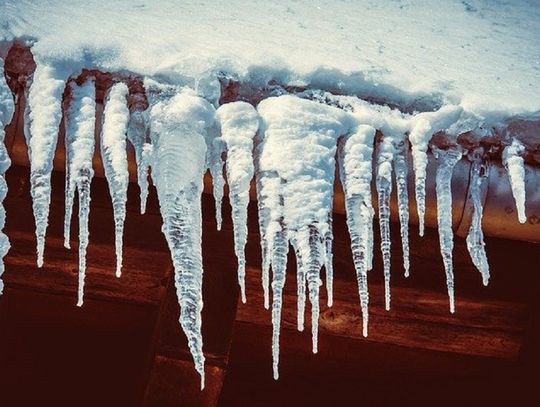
[100,83,130,278]
[466,149,490,285]
[63,78,97,306]
[0,58,15,294]
[0,47,536,386]
[24,62,70,267]
[127,108,151,214]
[149,89,216,389]
[433,147,463,313]
[503,138,527,224]
[216,102,259,303]
[257,95,351,378]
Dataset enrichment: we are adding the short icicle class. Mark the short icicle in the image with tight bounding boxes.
[433,146,463,313]
[216,102,259,303]
[0,57,15,294]
[338,125,376,337]
[149,88,216,389]
[100,82,130,278]
[465,148,490,285]
[63,78,97,306]
[502,138,527,224]
[393,139,410,277]
[376,134,395,310]
[25,62,70,267]
[127,108,151,214]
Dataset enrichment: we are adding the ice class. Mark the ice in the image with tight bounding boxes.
[257,95,351,376]
[338,125,376,337]
[409,106,463,236]
[433,147,463,313]
[0,57,15,294]
[100,82,130,278]
[149,88,216,389]
[502,138,527,224]
[63,78,97,306]
[25,63,69,267]
[376,134,395,310]
[127,108,151,214]
[466,149,490,286]
[393,139,410,277]
[216,101,259,303]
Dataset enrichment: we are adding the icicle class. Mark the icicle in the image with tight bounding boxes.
[257,95,350,378]
[409,106,463,236]
[0,57,15,294]
[324,216,334,307]
[433,147,462,313]
[291,241,306,331]
[338,125,376,337]
[216,102,259,303]
[127,109,151,214]
[100,82,129,278]
[502,138,527,223]
[376,134,395,310]
[64,78,97,306]
[393,139,410,277]
[150,89,215,389]
[25,63,69,267]
[466,149,490,285]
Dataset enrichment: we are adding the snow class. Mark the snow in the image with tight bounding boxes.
[2,0,539,119]
[64,77,96,306]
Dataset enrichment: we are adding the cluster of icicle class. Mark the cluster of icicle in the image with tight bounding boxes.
[0,57,531,387]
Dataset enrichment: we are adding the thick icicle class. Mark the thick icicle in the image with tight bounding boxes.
[393,139,410,277]
[25,63,69,267]
[150,89,215,389]
[100,82,130,278]
[63,78,96,306]
[338,125,376,337]
[127,108,151,214]
[409,106,463,236]
[0,57,15,294]
[466,149,490,285]
[376,134,395,310]
[433,147,462,313]
[216,102,259,303]
[257,95,350,377]
[502,138,527,223]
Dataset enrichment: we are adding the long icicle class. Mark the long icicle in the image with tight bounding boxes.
[216,102,259,303]
[376,134,395,310]
[338,125,376,337]
[393,139,410,277]
[466,148,490,285]
[101,82,130,278]
[434,146,462,313]
[502,138,527,224]
[0,57,15,294]
[63,78,96,306]
[150,89,216,389]
[25,63,68,267]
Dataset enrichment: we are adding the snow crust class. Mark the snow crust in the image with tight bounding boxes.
[2,0,539,118]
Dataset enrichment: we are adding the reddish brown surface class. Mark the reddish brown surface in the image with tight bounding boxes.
[0,165,539,406]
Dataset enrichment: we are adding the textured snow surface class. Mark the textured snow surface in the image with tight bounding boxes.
[2,0,540,117]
